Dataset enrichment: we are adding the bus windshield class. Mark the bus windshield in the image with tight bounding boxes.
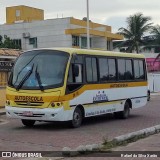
[9,50,69,90]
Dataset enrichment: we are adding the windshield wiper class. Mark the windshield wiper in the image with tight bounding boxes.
[16,64,34,91]
[13,53,40,87]
[35,65,44,91]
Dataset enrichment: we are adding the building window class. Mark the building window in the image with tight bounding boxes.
[13,39,22,49]
[72,35,79,46]
[29,37,37,48]
[16,10,20,17]
[81,37,92,48]
[107,40,111,51]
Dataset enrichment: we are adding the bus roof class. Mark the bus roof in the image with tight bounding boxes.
[26,48,145,59]
[54,48,145,59]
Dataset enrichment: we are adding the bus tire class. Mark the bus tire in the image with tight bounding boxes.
[120,101,130,119]
[114,101,130,119]
[21,119,35,127]
[70,107,82,128]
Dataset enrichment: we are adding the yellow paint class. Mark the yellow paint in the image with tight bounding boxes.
[68,17,123,40]
[6,81,147,107]
[65,28,123,40]
[59,81,148,101]
[0,88,6,107]
[70,17,111,31]
[6,5,44,24]
[53,48,145,59]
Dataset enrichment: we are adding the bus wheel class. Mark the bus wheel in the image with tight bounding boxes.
[71,108,82,128]
[120,101,130,119]
[147,90,150,101]
[21,119,35,127]
[114,101,130,119]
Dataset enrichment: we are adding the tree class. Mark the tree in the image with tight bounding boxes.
[0,35,21,49]
[118,13,153,53]
[150,25,160,62]
[151,25,160,45]
[0,35,3,46]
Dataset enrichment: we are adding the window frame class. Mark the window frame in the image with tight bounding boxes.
[133,59,147,81]
[85,56,98,84]
[117,58,134,81]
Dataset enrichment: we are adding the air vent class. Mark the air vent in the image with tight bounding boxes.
[22,32,30,38]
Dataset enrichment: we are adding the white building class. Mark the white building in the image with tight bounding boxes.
[0,17,123,51]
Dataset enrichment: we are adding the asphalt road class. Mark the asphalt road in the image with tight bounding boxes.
[0,95,160,152]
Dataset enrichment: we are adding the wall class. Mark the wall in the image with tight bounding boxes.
[92,37,107,50]
[6,5,44,24]
[0,88,6,107]
[148,73,160,92]
[0,18,72,50]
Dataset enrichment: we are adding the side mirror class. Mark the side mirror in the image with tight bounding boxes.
[73,64,79,77]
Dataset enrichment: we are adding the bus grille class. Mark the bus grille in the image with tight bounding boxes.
[14,112,45,117]
[15,101,44,107]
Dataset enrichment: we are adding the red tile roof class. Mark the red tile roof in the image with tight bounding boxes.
[0,48,22,57]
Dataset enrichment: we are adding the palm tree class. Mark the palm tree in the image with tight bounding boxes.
[151,25,160,65]
[118,13,153,53]
[151,25,160,45]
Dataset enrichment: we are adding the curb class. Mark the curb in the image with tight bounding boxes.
[151,93,160,96]
[112,125,160,143]
[62,124,160,156]
[0,111,5,116]
[0,107,5,116]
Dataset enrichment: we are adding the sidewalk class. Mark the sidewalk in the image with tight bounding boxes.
[0,107,5,116]
[34,133,159,160]
[113,132,160,153]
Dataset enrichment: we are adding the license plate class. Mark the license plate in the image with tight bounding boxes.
[22,111,33,116]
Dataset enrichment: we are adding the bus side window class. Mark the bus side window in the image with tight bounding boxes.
[68,64,82,83]
[74,64,83,83]
[134,60,145,80]
[108,59,116,81]
[67,63,83,93]
[68,64,74,83]
[86,57,98,82]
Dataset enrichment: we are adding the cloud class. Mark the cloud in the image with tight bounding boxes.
[104,16,127,33]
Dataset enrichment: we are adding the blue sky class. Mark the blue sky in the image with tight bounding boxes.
[0,0,160,32]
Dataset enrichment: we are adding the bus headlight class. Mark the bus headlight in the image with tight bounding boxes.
[51,102,55,107]
[50,102,62,108]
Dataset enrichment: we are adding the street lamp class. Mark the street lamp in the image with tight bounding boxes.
[86,0,90,49]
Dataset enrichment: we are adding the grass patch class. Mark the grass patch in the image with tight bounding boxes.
[102,134,149,151]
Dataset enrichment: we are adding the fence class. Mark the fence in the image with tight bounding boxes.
[148,73,160,92]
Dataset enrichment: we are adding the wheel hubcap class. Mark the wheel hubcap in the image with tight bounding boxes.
[74,112,80,124]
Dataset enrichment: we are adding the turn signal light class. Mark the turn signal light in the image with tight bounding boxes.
[51,102,55,107]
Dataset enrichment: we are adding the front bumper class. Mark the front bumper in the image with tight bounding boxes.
[5,106,73,122]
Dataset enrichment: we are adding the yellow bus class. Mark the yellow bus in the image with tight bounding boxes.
[5,48,148,128]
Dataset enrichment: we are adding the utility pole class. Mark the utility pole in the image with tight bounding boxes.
[86,0,90,49]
